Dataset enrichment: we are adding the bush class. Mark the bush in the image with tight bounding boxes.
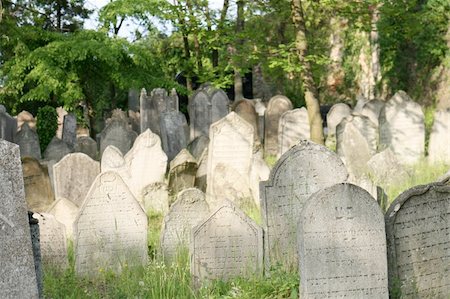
[36,106,58,152]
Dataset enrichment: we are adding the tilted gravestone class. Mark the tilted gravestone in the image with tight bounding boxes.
[298,183,389,298]
[16,123,41,159]
[264,95,293,156]
[189,84,230,140]
[22,157,55,212]
[17,110,37,132]
[187,135,209,161]
[325,103,351,149]
[47,197,79,240]
[100,145,131,187]
[32,213,68,270]
[99,119,137,157]
[356,99,385,127]
[0,139,39,298]
[53,153,100,207]
[254,99,266,143]
[190,201,263,285]
[74,136,98,160]
[141,182,170,214]
[124,129,167,199]
[385,183,450,298]
[140,88,179,134]
[160,110,189,161]
[160,188,209,263]
[168,149,198,196]
[0,106,17,143]
[428,108,450,164]
[43,136,72,162]
[74,171,148,276]
[62,113,77,150]
[278,107,310,157]
[232,99,259,144]
[260,140,348,271]
[207,112,254,202]
[379,91,425,164]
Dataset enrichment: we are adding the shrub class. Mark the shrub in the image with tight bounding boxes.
[36,106,58,152]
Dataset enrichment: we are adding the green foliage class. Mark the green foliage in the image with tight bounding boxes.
[36,105,57,152]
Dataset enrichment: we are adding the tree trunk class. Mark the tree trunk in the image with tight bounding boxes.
[234,0,245,101]
[369,5,381,100]
[291,0,324,144]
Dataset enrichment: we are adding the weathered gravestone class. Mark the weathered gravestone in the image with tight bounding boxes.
[99,119,137,157]
[325,103,351,149]
[385,183,450,298]
[168,149,198,196]
[367,148,409,190]
[379,91,425,164]
[128,88,140,112]
[260,140,348,271]
[355,99,385,127]
[140,182,170,214]
[22,157,55,212]
[207,112,254,203]
[189,84,230,140]
[74,171,148,276]
[32,213,68,270]
[160,188,210,263]
[47,197,79,239]
[53,153,100,207]
[428,108,450,164]
[100,145,131,185]
[56,107,68,139]
[278,107,310,157]
[43,136,72,162]
[74,136,98,160]
[298,183,389,298]
[249,151,270,207]
[187,135,209,161]
[264,95,293,156]
[0,106,17,143]
[17,110,37,131]
[16,123,41,159]
[190,201,263,285]
[160,110,189,161]
[194,149,208,192]
[0,140,39,298]
[124,129,167,199]
[62,113,77,150]
[232,99,259,144]
[140,88,179,134]
[254,99,266,143]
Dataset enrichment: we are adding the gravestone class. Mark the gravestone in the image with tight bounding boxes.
[62,113,77,150]
[232,99,259,143]
[325,103,351,148]
[47,197,79,239]
[128,88,140,112]
[74,171,148,276]
[0,106,17,142]
[43,136,72,162]
[141,182,170,214]
[210,88,230,124]
[100,145,131,187]
[168,149,198,196]
[124,129,167,199]
[357,99,385,126]
[160,110,189,161]
[53,153,100,207]
[254,99,266,143]
[249,151,270,207]
[190,201,263,285]
[264,95,293,156]
[367,148,409,189]
[32,213,68,270]
[99,119,137,157]
[22,157,55,212]
[56,107,68,139]
[298,183,388,298]
[74,136,98,160]
[379,91,425,164]
[140,88,154,134]
[278,107,310,157]
[140,88,179,135]
[187,135,209,161]
[16,123,41,159]
[160,188,209,263]
[428,108,450,163]
[207,112,254,202]
[194,149,208,192]
[17,110,36,131]
[385,183,450,298]
[0,140,39,298]
[260,140,348,271]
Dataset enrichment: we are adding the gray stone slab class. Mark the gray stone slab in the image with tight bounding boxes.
[358,99,385,126]
[232,99,259,144]
[428,108,450,163]
[128,88,140,112]
[47,197,79,240]
[16,123,41,159]
[187,135,209,161]
[53,153,100,207]
[379,91,425,164]
[260,140,348,271]
[385,183,450,298]
[160,110,189,161]
[62,113,77,150]
[325,103,351,149]
[0,140,39,298]
[22,157,55,212]
[99,119,137,157]
[141,182,170,214]
[160,188,209,263]
[0,108,17,143]
[264,95,293,156]
[190,200,263,285]
[43,136,72,162]
[168,149,197,196]
[74,136,98,160]
[74,171,148,276]
[367,149,409,189]
[298,183,388,298]
[278,107,310,157]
